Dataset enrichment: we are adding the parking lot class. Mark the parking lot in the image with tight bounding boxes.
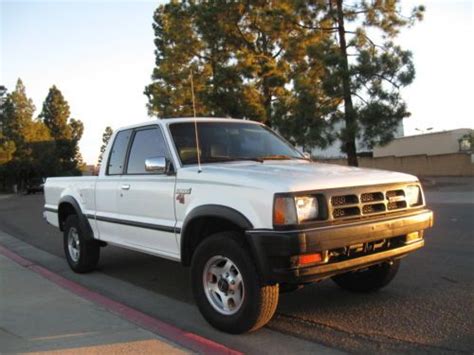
[0,177,473,353]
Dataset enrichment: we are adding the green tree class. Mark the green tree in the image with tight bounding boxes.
[98,126,113,166]
[1,79,35,159]
[0,81,68,189]
[27,120,54,180]
[69,118,85,174]
[0,85,16,188]
[230,1,343,132]
[0,79,37,188]
[0,85,7,109]
[146,1,422,160]
[145,0,334,137]
[145,2,205,118]
[41,86,84,175]
[41,86,72,140]
[0,85,14,159]
[310,0,424,165]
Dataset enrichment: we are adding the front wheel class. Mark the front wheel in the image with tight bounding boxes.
[191,232,279,334]
[63,215,100,273]
[332,259,401,293]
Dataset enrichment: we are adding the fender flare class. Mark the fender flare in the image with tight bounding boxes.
[180,205,254,265]
[58,196,94,240]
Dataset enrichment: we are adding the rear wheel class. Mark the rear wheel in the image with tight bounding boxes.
[191,232,279,334]
[63,215,100,273]
[332,259,401,293]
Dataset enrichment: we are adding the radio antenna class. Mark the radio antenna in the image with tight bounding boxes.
[190,69,202,173]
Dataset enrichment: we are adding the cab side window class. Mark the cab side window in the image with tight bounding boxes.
[107,129,132,175]
[126,127,169,174]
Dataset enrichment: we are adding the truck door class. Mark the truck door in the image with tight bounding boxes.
[116,125,179,259]
[94,129,132,242]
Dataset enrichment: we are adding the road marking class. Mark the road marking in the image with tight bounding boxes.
[0,244,242,355]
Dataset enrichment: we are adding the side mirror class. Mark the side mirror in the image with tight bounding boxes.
[145,156,171,174]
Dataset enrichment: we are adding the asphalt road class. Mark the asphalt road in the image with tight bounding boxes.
[0,179,473,354]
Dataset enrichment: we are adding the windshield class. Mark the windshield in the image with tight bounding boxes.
[169,121,304,166]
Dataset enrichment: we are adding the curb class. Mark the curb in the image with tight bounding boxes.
[0,244,242,355]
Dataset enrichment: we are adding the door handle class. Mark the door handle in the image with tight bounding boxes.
[121,184,131,190]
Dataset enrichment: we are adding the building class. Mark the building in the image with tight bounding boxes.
[322,128,473,176]
[373,128,472,158]
[310,120,405,158]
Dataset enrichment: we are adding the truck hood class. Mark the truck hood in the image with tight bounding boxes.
[183,160,418,192]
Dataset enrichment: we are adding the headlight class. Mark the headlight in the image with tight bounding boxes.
[406,185,422,206]
[274,195,322,226]
[295,196,318,222]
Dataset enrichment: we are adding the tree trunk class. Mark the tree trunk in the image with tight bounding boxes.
[263,77,272,128]
[210,46,219,117]
[335,0,358,167]
[260,32,272,128]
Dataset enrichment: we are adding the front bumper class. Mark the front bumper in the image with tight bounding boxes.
[245,209,433,285]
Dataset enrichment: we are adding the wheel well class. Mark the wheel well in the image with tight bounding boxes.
[181,216,246,266]
[58,202,76,231]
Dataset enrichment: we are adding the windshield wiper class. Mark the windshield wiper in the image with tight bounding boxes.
[203,155,309,164]
[205,156,264,163]
[258,154,308,161]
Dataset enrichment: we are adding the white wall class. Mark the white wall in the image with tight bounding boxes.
[309,120,405,158]
[373,128,472,158]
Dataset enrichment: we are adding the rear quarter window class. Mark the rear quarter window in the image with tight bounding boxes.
[107,129,132,175]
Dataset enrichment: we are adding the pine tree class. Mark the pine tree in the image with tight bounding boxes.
[0,85,15,162]
[40,86,84,175]
[145,1,334,145]
[312,0,424,166]
[68,118,84,175]
[1,79,36,157]
[0,85,16,187]
[145,2,205,118]
[41,86,72,140]
[145,1,422,160]
[0,85,7,111]
[0,79,38,188]
[97,126,113,166]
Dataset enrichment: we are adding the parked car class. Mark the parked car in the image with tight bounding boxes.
[26,177,45,194]
[44,118,433,333]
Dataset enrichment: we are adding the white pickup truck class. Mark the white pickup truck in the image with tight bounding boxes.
[44,118,433,333]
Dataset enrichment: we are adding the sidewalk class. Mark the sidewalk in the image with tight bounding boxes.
[0,253,189,354]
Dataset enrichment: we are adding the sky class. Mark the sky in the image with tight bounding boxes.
[1,0,473,164]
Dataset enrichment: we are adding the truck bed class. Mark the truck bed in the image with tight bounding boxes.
[44,177,98,228]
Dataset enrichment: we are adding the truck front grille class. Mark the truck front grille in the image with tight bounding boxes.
[331,194,358,206]
[361,192,384,203]
[333,206,360,218]
[329,185,418,220]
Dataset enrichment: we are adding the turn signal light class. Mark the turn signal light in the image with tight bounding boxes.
[298,253,323,265]
[273,196,297,225]
[406,231,423,244]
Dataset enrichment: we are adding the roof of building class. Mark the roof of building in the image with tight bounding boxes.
[373,128,472,158]
[394,128,472,141]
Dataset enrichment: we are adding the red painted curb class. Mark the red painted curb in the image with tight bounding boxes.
[0,244,242,355]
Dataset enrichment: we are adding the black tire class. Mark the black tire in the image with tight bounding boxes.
[332,259,401,293]
[63,215,100,273]
[191,232,279,334]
